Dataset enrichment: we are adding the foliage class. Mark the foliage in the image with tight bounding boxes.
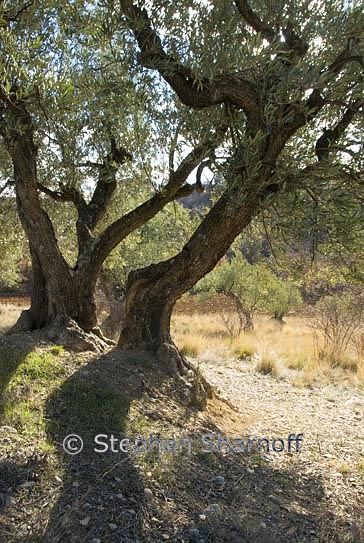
[0,198,28,289]
[195,253,302,334]
[264,278,302,321]
[102,202,199,292]
[312,291,364,365]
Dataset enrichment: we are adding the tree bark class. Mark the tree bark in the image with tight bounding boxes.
[4,96,214,336]
[3,103,99,334]
[119,185,267,371]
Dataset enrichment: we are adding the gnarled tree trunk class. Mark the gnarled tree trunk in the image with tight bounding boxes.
[14,248,99,334]
[4,95,106,338]
[119,186,266,372]
[3,91,219,339]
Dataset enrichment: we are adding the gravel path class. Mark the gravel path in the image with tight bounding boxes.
[200,354,364,538]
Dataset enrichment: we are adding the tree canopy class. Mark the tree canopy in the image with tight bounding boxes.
[0,0,363,366]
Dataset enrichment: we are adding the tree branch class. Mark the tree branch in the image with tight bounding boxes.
[120,3,262,127]
[86,129,225,269]
[315,100,363,161]
[233,0,275,42]
[327,45,363,75]
[0,84,19,110]
[37,183,71,202]
[84,138,132,231]
[1,1,33,23]
[233,2,308,61]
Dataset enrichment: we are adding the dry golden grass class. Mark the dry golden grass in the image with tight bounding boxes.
[2,297,363,385]
[171,312,232,357]
[172,311,364,386]
[255,351,279,376]
[0,302,24,334]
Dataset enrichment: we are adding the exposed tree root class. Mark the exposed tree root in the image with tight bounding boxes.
[155,341,215,410]
[46,317,109,352]
[8,311,110,352]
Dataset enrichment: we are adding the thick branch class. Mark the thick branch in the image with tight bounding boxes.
[327,45,363,75]
[37,139,132,252]
[58,183,88,214]
[85,138,132,231]
[233,0,275,42]
[3,98,71,289]
[120,3,262,127]
[233,2,308,61]
[86,132,224,270]
[175,182,203,199]
[37,183,72,202]
[315,100,363,161]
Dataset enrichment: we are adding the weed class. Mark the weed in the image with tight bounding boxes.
[255,353,278,376]
[338,464,350,475]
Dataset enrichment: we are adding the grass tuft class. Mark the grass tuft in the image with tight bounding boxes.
[255,352,279,376]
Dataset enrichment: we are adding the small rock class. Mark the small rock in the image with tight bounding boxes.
[108,523,117,531]
[114,477,122,482]
[0,425,17,434]
[214,475,225,487]
[72,481,80,488]
[205,503,221,514]
[144,487,153,500]
[161,535,169,540]
[246,467,255,474]
[198,514,206,521]
[90,539,101,543]
[116,493,124,500]
[188,527,200,540]
[19,481,35,489]
[260,521,267,529]
[79,516,90,527]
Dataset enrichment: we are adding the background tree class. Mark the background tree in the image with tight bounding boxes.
[196,253,302,333]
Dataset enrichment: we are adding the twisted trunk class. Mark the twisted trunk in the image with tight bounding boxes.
[6,107,99,334]
[15,243,98,333]
[119,186,266,371]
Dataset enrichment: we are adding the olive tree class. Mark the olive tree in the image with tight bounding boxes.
[0,0,223,337]
[115,0,363,373]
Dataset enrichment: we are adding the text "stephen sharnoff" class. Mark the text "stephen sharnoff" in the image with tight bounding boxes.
[93,433,304,455]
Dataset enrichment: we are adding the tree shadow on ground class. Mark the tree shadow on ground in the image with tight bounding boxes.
[0,335,37,418]
[0,334,49,536]
[1,344,362,542]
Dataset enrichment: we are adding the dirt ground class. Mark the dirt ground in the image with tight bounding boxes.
[0,300,363,542]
